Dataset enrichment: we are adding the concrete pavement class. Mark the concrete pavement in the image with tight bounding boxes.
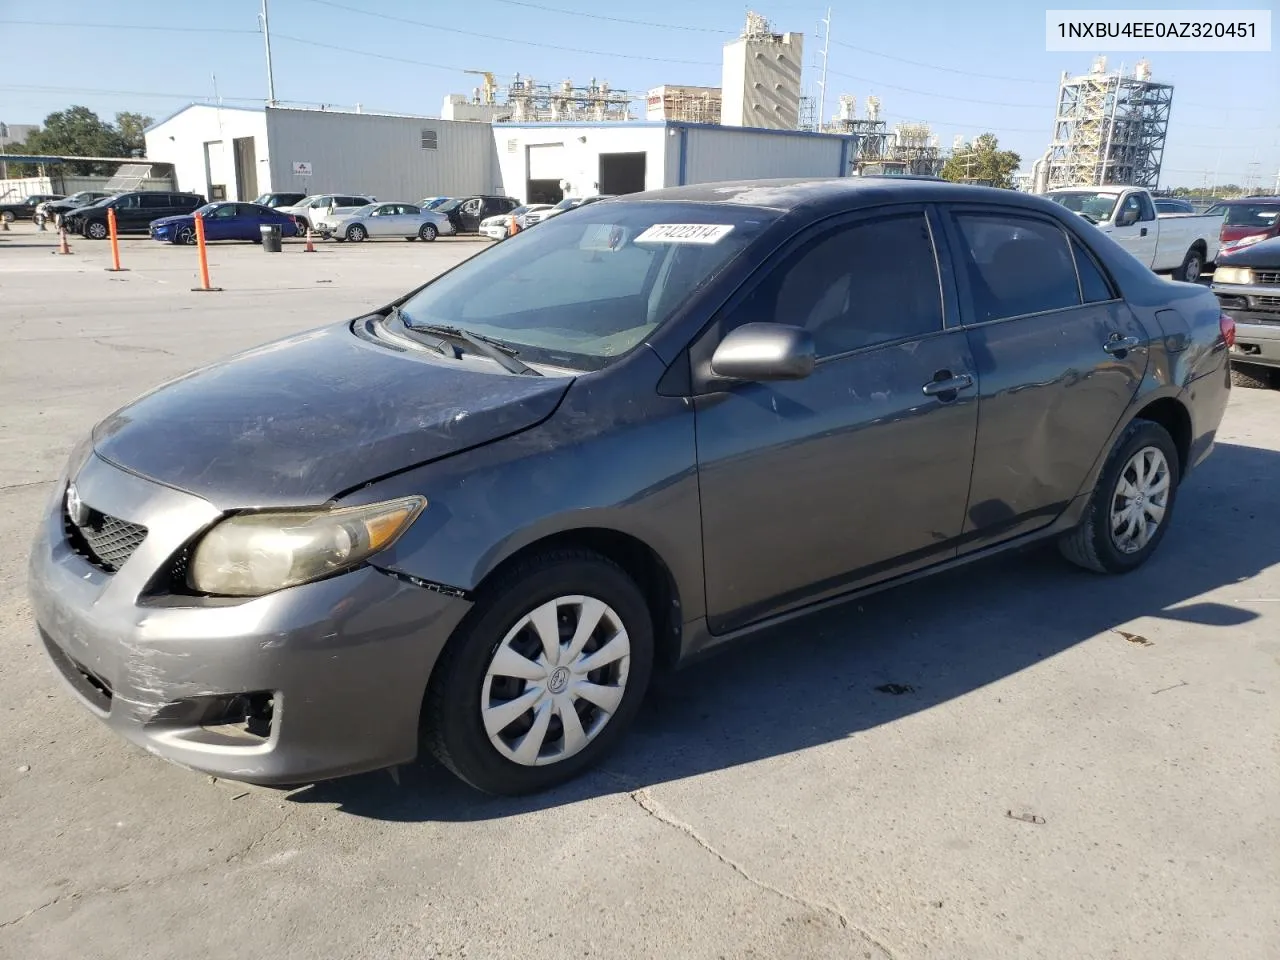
[1,223,1277,959]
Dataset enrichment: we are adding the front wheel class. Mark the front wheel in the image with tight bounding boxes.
[1175,247,1204,283]
[176,225,196,245]
[84,220,108,240]
[1059,419,1180,574]
[418,223,438,242]
[424,550,654,795]
[345,224,367,242]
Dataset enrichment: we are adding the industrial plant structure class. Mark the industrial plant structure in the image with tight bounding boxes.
[822,95,942,176]
[1040,57,1173,191]
[645,86,723,124]
[720,12,804,131]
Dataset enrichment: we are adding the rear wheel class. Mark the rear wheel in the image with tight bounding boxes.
[424,550,654,795]
[85,220,108,240]
[345,224,367,242]
[1175,246,1204,283]
[1231,363,1276,389]
[0,211,15,224]
[418,223,438,242]
[1059,419,1180,574]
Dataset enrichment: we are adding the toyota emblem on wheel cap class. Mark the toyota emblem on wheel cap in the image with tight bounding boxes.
[66,483,89,527]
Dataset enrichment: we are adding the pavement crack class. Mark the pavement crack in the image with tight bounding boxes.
[224,809,293,864]
[628,788,896,959]
[0,894,71,929]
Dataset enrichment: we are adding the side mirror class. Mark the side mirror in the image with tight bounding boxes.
[710,323,816,382]
[1117,208,1138,227]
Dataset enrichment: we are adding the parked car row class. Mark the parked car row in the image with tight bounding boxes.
[480,195,619,240]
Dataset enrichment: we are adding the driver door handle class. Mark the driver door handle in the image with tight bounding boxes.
[1140,227,1148,237]
[922,373,975,396]
[1103,335,1141,355]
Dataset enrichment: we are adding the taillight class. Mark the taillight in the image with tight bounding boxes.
[1220,312,1236,348]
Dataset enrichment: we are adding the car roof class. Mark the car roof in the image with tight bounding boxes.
[1217,196,1280,204]
[616,177,1062,217]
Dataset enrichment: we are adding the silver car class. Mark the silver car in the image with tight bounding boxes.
[330,202,455,242]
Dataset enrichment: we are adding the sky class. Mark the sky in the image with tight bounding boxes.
[1,0,1277,188]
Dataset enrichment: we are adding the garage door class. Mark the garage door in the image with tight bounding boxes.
[527,143,566,180]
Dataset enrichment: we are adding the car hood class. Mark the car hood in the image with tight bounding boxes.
[1218,235,1280,267]
[91,322,573,508]
[149,215,190,228]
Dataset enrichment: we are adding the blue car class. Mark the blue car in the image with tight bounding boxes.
[149,201,301,245]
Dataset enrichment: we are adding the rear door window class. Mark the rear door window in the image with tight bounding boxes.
[950,213,1082,323]
[1071,237,1117,303]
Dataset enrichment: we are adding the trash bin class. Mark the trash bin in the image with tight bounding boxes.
[260,223,282,253]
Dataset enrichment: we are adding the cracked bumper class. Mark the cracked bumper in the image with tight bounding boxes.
[28,451,473,786]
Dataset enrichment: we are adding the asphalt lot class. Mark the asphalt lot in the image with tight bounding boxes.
[1,222,1278,960]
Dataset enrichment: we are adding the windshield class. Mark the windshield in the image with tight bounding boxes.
[1046,191,1119,222]
[552,198,582,211]
[398,202,777,370]
[434,199,462,213]
[421,197,449,209]
[1213,203,1280,228]
[351,203,378,216]
[193,203,222,217]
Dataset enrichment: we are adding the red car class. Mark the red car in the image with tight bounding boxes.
[1206,196,1280,257]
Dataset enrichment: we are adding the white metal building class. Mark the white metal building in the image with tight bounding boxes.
[144,104,499,203]
[494,121,853,204]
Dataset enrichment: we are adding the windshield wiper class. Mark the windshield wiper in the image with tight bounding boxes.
[389,306,541,377]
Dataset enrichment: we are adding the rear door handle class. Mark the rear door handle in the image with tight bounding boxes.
[922,373,975,397]
[1103,335,1141,355]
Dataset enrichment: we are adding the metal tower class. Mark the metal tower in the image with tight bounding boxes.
[1045,57,1173,190]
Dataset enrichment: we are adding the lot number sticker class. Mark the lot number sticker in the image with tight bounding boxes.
[635,223,735,244]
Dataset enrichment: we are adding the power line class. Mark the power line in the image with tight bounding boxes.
[272,34,480,75]
[830,39,1057,85]
[481,0,729,33]
[0,18,258,35]
[296,0,719,65]
[0,83,264,103]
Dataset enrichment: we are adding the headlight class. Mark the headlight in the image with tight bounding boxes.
[188,496,425,597]
[1213,266,1253,285]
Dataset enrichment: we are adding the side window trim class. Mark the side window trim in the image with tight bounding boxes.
[939,203,1094,328]
[1067,233,1121,303]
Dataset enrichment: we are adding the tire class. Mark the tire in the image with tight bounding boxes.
[84,220,108,240]
[345,224,366,242]
[1175,246,1204,283]
[176,225,196,245]
[418,223,438,242]
[1230,363,1276,390]
[1059,419,1180,574]
[0,211,14,223]
[424,549,654,795]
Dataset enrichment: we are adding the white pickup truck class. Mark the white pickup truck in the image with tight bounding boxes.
[1046,186,1223,283]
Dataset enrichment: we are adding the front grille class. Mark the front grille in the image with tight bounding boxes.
[64,501,147,573]
[1254,271,1280,286]
[1253,296,1280,309]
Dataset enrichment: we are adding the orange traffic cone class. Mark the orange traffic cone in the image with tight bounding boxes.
[56,227,72,255]
[304,226,316,253]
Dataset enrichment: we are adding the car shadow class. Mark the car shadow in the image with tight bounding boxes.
[287,439,1277,822]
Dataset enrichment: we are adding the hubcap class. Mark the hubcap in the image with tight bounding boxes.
[480,595,630,767]
[1110,446,1171,554]
[1186,258,1201,282]
[89,223,106,238]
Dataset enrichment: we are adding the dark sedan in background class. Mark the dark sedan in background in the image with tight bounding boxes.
[1212,235,1280,389]
[150,201,301,244]
[253,192,307,209]
[30,178,1232,797]
[42,191,113,227]
[0,193,63,222]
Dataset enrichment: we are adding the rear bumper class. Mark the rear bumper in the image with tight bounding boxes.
[1229,320,1280,369]
[28,451,473,786]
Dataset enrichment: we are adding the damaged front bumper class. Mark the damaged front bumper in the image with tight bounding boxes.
[28,451,472,786]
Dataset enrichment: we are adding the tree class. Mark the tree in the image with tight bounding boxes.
[114,112,154,156]
[20,108,152,175]
[941,133,1021,189]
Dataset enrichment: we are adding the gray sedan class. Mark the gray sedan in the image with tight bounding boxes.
[330,202,455,242]
[29,178,1232,796]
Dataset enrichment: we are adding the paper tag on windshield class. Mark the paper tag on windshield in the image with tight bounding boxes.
[634,223,735,245]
